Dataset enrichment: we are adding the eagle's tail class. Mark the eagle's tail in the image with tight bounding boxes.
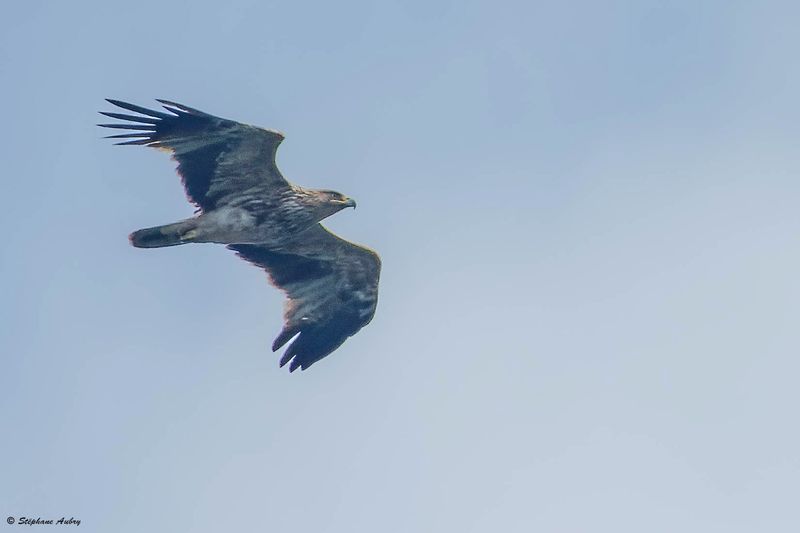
[129,219,198,248]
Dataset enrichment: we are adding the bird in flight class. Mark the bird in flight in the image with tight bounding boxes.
[99,99,381,372]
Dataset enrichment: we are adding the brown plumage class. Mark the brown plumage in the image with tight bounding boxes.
[99,99,381,371]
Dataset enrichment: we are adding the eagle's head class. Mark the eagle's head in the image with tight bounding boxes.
[311,189,357,219]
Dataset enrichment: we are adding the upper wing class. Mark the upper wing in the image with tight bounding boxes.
[229,225,381,372]
[99,99,289,211]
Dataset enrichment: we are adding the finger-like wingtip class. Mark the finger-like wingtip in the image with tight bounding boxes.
[156,99,207,116]
[113,138,153,146]
[98,111,160,124]
[272,326,300,352]
[105,99,173,119]
[103,133,152,139]
[155,98,182,107]
[97,123,156,130]
[279,339,302,370]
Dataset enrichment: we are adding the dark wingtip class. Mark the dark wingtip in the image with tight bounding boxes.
[155,99,208,116]
[98,111,160,124]
[98,123,156,130]
[104,99,172,119]
[104,133,152,139]
[155,98,182,107]
[272,324,302,352]
[113,139,153,146]
[278,338,301,371]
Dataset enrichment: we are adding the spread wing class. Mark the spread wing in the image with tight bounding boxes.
[99,99,288,211]
[229,225,381,372]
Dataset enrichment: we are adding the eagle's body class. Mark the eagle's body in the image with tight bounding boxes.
[100,99,380,372]
[131,185,351,248]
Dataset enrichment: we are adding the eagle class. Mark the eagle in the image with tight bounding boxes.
[99,99,381,372]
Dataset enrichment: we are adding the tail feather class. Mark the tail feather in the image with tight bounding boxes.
[129,220,197,248]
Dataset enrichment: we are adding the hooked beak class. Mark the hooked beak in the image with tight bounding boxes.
[343,197,357,209]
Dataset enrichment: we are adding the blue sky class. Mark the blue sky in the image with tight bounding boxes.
[1,1,799,531]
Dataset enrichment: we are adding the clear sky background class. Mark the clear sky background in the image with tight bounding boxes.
[1,1,799,531]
